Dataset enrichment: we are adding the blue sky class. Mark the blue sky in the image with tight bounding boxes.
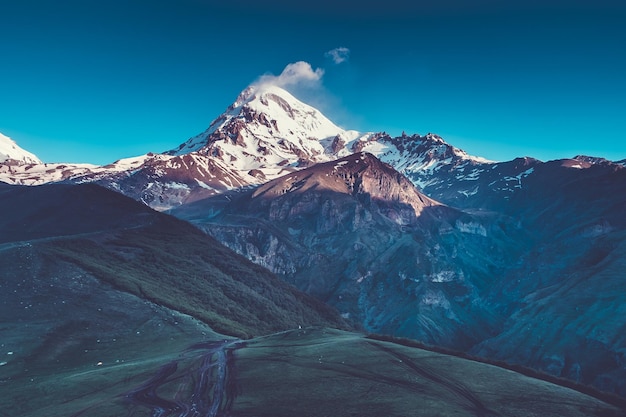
[1,0,625,164]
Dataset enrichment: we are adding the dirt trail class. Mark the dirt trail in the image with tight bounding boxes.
[124,339,244,417]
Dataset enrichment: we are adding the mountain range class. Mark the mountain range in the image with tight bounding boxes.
[2,83,625,405]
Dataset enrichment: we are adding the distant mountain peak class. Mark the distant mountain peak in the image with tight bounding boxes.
[572,155,615,166]
[170,84,342,153]
[0,133,41,165]
[165,83,498,193]
[167,84,366,182]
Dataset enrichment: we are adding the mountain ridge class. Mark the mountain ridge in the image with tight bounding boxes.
[1,85,623,212]
[0,85,499,211]
[0,132,41,165]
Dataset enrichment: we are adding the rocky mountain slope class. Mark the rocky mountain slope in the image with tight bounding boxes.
[168,84,365,173]
[0,153,247,211]
[470,159,626,393]
[173,149,626,396]
[172,152,525,349]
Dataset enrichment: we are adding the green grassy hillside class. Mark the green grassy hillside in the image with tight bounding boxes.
[0,183,349,416]
[230,328,624,417]
[40,214,348,338]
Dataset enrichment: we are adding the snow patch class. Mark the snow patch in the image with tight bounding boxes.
[517,167,535,179]
[458,186,479,197]
[421,290,450,307]
[195,179,214,190]
[0,133,42,164]
[456,220,487,236]
[429,271,457,283]
[165,182,190,190]
[582,222,614,238]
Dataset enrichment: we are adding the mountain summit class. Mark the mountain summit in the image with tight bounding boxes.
[0,132,41,165]
[168,84,365,180]
[165,84,496,189]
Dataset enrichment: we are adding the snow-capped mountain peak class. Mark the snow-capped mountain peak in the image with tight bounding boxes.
[1,84,499,211]
[0,133,42,165]
[165,84,498,189]
[167,84,365,181]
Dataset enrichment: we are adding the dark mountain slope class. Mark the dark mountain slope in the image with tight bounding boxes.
[396,151,626,394]
[0,242,224,416]
[230,328,625,417]
[0,183,156,244]
[40,213,347,338]
[470,160,626,394]
[0,183,348,339]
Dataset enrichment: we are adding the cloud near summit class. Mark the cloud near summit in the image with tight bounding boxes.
[325,47,350,64]
[256,61,324,89]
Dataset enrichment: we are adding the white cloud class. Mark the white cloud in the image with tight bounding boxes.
[256,61,324,89]
[325,47,350,64]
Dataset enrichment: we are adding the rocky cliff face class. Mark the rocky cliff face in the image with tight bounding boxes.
[90,153,248,210]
